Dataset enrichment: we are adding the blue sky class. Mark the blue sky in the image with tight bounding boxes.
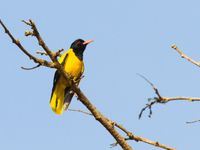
[1,0,200,150]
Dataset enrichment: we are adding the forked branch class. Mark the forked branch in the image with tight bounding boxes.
[138,74,200,119]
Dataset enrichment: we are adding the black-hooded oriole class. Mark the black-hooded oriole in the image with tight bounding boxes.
[50,39,93,115]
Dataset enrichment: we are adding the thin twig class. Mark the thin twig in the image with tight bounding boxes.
[138,74,165,119]
[171,44,200,67]
[36,50,48,56]
[27,20,57,62]
[68,108,92,116]
[186,119,200,124]
[37,48,64,56]
[0,19,55,68]
[55,48,64,57]
[137,73,162,99]
[21,20,31,26]
[138,74,200,118]
[21,64,41,70]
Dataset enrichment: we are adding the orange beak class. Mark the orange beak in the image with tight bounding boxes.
[83,40,94,45]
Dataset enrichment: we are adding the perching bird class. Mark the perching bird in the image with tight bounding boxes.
[50,39,93,115]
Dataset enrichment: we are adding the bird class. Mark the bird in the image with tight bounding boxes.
[50,39,93,115]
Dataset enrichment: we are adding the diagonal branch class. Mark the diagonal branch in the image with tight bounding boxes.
[68,108,175,150]
[0,19,176,150]
[171,44,200,67]
[113,123,175,150]
[22,20,57,62]
[0,19,133,150]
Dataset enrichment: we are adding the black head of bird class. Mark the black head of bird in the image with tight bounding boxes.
[70,39,93,60]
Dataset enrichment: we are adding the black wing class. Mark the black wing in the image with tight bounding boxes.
[51,54,68,98]
[50,70,60,100]
[50,53,69,101]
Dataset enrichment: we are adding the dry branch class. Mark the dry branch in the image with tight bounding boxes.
[0,19,55,68]
[67,108,175,150]
[171,44,200,67]
[0,18,132,150]
[0,19,176,150]
[139,74,200,119]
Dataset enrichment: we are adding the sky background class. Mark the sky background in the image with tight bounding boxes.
[1,0,200,150]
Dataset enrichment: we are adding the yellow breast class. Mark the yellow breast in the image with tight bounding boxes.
[63,49,84,80]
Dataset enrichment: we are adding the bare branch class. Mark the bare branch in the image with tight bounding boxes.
[0,19,55,68]
[171,44,200,67]
[186,119,200,124]
[1,19,176,150]
[69,107,175,150]
[139,74,200,118]
[0,19,133,150]
[21,20,31,26]
[111,122,175,150]
[37,48,63,57]
[68,108,92,116]
[25,19,57,62]
[137,73,162,99]
[55,48,64,57]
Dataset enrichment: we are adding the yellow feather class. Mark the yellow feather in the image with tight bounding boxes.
[50,49,84,115]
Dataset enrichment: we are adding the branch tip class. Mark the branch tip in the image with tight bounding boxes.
[21,64,41,70]
[171,44,177,49]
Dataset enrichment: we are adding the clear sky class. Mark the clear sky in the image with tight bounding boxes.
[1,0,200,150]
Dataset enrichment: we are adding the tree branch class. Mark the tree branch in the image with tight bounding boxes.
[113,123,175,150]
[68,108,175,150]
[139,74,200,118]
[171,44,200,67]
[0,19,176,150]
[0,19,133,150]
[22,20,57,62]
[0,19,55,68]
